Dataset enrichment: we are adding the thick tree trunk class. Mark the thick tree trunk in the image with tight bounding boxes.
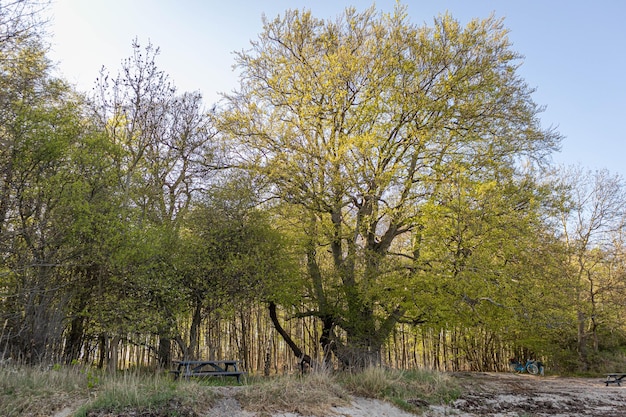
[64,315,84,364]
[97,334,106,369]
[107,335,120,374]
[158,336,172,368]
[188,301,202,359]
[319,315,335,367]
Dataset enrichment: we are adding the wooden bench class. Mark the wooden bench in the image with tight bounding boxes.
[604,373,626,386]
[171,360,245,384]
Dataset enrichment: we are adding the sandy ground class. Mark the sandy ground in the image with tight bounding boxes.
[203,372,626,417]
[53,372,626,417]
[204,387,419,417]
[425,372,626,417]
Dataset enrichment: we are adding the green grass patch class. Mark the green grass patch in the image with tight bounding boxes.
[0,365,90,417]
[0,365,217,417]
[339,366,461,412]
[75,372,217,417]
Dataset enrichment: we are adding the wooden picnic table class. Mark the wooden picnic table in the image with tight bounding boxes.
[604,373,626,386]
[171,360,245,383]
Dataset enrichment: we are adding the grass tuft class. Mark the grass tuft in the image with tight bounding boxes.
[0,364,90,417]
[237,370,350,416]
[74,371,217,417]
[339,366,461,412]
[1,364,460,416]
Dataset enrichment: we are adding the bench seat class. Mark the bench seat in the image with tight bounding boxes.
[180,370,246,383]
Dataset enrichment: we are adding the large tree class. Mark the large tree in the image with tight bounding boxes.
[220,4,560,367]
[88,40,218,368]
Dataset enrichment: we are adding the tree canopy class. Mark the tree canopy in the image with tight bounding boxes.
[220,5,562,366]
[1,1,626,375]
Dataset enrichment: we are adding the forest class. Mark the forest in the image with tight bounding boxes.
[1,0,625,376]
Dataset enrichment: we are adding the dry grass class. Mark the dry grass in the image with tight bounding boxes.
[237,371,351,416]
[0,365,89,417]
[1,364,460,416]
[74,371,217,417]
[0,365,218,417]
[339,366,461,411]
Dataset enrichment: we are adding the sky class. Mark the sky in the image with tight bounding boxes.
[47,0,626,177]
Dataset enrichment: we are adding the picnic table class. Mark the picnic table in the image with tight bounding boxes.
[171,360,245,383]
[604,373,626,386]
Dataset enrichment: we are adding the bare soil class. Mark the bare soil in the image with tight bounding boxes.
[424,372,626,416]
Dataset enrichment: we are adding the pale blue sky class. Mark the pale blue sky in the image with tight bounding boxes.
[49,1,626,177]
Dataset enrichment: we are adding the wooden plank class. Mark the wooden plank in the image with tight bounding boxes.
[182,370,246,383]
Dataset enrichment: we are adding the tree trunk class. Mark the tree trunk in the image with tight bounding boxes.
[64,314,84,364]
[577,310,588,369]
[189,301,202,359]
[158,336,172,368]
[268,302,311,372]
[107,335,120,374]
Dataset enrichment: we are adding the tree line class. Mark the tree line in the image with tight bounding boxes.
[1,1,625,374]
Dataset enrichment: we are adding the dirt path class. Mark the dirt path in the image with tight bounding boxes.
[424,372,626,416]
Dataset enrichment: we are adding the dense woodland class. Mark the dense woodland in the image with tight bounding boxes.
[1,1,625,375]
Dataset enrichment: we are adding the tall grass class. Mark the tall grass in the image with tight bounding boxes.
[0,365,90,417]
[339,366,461,411]
[237,367,460,415]
[74,371,216,417]
[1,364,459,416]
[237,371,350,416]
[0,365,217,417]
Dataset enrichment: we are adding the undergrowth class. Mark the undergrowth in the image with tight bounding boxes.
[339,366,461,412]
[74,372,216,417]
[0,364,90,417]
[237,371,350,416]
[1,364,459,416]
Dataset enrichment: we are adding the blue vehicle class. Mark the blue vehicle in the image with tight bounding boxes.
[509,358,544,375]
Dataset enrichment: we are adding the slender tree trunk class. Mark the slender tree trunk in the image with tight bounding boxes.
[577,310,588,369]
[268,302,311,371]
[264,330,274,376]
